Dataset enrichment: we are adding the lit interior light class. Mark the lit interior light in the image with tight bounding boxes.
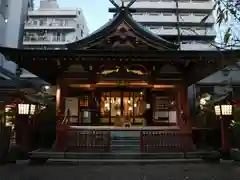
[44,85,50,90]
[4,19,8,23]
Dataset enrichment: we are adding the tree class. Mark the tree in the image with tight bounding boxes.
[201,0,240,48]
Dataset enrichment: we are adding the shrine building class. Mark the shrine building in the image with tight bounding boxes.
[0,1,239,153]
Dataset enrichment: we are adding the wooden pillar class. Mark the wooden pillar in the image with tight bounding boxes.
[176,84,191,130]
[177,83,194,151]
[55,80,69,151]
[56,80,68,118]
[89,90,99,125]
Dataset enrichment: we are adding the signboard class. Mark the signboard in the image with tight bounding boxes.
[65,97,78,116]
[117,80,129,86]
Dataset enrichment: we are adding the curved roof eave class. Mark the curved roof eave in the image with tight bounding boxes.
[66,12,123,49]
[66,10,179,50]
[124,13,179,50]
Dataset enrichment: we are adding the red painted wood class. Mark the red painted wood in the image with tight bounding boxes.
[140,130,194,153]
[55,124,69,151]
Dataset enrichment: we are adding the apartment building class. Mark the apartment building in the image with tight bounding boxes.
[112,0,216,50]
[0,0,34,77]
[23,0,89,49]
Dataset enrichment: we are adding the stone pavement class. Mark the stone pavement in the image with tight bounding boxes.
[0,162,239,180]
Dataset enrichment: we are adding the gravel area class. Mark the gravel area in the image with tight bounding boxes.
[0,162,239,180]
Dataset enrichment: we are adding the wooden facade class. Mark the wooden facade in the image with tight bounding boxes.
[0,3,240,152]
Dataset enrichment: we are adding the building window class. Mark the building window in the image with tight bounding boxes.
[81,29,84,37]
[180,13,189,16]
[33,20,38,26]
[163,27,173,30]
[195,27,205,30]
[163,13,172,16]
[149,13,159,16]
[77,24,80,28]
[134,13,143,16]
[194,13,206,17]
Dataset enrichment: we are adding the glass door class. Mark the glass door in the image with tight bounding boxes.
[133,92,146,124]
[100,92,111,124]
[123,92,133,123]
[99,90,146,125]
[110,92,121,125]
[100,91,122,125]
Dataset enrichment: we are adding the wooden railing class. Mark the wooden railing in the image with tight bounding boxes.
[67,130,111,152]
[140,130,194,153]
[55,126,195,153]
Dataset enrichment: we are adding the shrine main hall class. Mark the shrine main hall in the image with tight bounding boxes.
[0,2,240,153]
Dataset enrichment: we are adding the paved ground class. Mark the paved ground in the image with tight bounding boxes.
[0,162,239,180]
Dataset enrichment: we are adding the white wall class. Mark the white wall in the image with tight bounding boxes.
[5,0,29,48]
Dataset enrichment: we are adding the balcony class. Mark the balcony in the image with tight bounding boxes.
[130,1,176,9]
[23,36,67,45]
[25,23,75,30]
[132,14,176,23]
[28,10,78,17]
[180,42,216,50]
[179,14,214,24]
[180,28,216,36]
[132,13,214,24]
[129,0,213,10]
[147,27,215,36]
[178,1,213,10]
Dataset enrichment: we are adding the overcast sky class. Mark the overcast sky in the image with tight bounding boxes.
[35,0,113,32]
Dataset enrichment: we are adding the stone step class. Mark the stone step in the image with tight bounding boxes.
[111,139,140,145]
[29,150,221,161]
[43,158,204,165]
[112,136,140,141]
[111,145,140,153]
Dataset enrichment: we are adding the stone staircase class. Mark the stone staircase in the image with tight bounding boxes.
[28,130,221,164]
[111,136,140,153]
[110,131,141,153]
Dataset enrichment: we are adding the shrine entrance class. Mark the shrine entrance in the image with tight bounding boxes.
[99,89,146,125]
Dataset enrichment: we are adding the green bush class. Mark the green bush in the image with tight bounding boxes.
[231,123,240,149]
[234,108,240,122]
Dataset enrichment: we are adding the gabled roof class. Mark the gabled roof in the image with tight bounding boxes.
[66,6,179,50]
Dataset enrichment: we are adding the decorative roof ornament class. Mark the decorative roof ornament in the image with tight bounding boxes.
[109,0,137,10]
[66,0,179,50]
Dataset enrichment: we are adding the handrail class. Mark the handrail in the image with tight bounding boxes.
[61,109,70,125]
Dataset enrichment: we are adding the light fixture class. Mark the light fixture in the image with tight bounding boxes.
[43,85,50,90]
[17,103,36,115]
[4,19,8,23]
[214,104,232,116]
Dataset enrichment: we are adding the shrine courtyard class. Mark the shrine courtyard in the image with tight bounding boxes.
[0,162,239,180]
